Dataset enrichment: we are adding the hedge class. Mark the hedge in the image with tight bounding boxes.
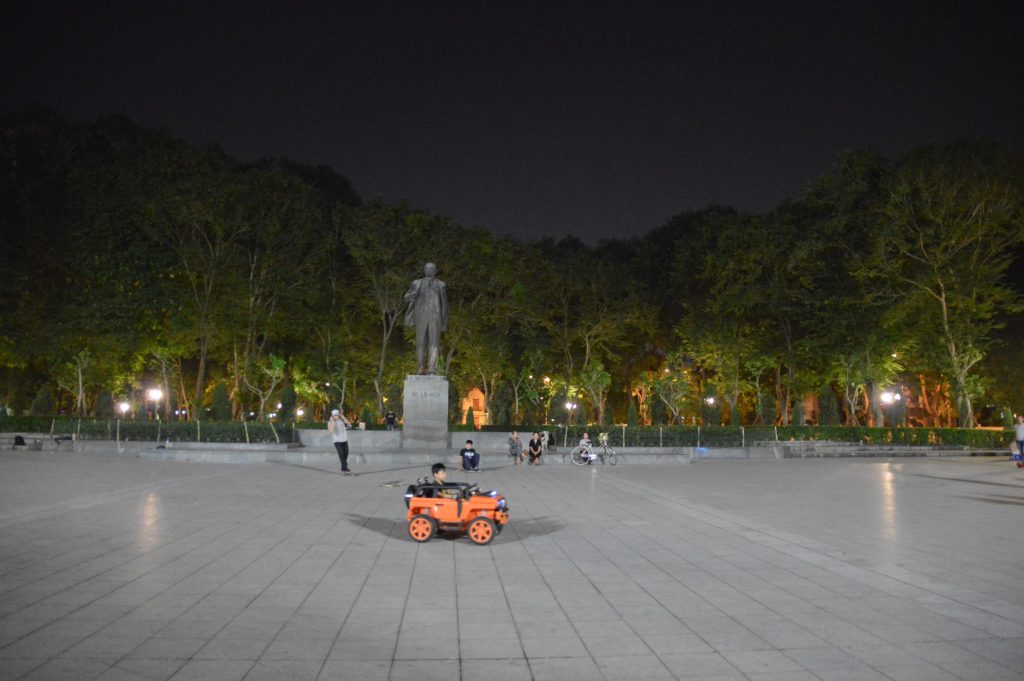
[0,417,1012,449]
[0,416,293,444]
[555,425,1013,450]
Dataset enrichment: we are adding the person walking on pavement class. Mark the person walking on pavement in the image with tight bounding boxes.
[328,409,353,474]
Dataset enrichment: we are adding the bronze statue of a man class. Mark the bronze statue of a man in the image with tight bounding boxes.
[404,262,448,374]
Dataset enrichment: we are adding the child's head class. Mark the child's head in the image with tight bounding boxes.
[582,431,590,439]
[465,439,473,446]
[431,462,447,483]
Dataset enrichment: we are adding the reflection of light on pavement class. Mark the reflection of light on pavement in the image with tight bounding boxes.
[880,463,898,541]
[139,493,160,547]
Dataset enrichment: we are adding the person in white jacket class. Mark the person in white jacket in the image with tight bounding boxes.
[328,409,353,474]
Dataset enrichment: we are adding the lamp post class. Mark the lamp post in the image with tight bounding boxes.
[147,388,163,420]
[117,402,130,443]
[564,401,577,446]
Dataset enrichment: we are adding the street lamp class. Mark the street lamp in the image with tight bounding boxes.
[564,401,577,446]
[116,401,130,443]
[147,388,163,420]
[879,391,898,405]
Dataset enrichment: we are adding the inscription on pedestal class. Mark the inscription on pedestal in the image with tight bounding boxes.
[402,375,450,449]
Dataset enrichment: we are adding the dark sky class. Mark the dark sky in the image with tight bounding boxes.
[4,1,1022,242]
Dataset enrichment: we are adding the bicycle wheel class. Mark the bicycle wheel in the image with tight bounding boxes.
[569,446,589,465]
[605,447,617,465]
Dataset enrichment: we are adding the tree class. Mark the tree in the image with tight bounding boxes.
[54,349,93,416]
[145,149,244,411]
[31,385,55,416]
[651,353,690,425]
[243,354,286,421]
[211,383,232,420]
[579,361,612,425]
[860,142,1024,426]
[344,203,439,412]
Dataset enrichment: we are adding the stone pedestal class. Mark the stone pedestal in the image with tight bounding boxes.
[401,375,450,449]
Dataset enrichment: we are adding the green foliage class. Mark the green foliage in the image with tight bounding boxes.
[757,393,775,424]
[700,387,722,426]
[31,386,55,416]
[95,391,115,418]
[465,407,475,429]
[361,407,373,426]
[0,416,291,443]
[2,112,1022,435]
[607,425,1013,449]
[817,387,841,426]
[627,399,638,427]
[278,383,296,422]
[211,384,232,420]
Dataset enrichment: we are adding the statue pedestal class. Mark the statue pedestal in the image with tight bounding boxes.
[401,375,450,449]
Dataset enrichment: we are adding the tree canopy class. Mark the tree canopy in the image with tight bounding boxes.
[2,109,1022,427]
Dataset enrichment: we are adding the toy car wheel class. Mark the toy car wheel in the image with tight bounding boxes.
[467,517,497,545]
[408,514,436,542]
[569,446,588,465]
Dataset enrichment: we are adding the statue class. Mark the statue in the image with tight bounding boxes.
[404,262,448,374]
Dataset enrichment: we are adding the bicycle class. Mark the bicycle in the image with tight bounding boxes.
[568,433,617,465]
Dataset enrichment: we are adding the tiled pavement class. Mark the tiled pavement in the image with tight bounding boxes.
[1,449,1022,680]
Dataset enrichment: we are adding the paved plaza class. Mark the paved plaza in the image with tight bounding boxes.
[1,449,1022,681]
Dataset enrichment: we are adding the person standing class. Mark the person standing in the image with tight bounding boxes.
[1015,415,1024,460]
[528,431,544,464]
[328,409,353,474]
[385,409,397,430]
[403,262,448,375]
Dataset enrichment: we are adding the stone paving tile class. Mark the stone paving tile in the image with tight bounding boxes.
[2,451,1024,680]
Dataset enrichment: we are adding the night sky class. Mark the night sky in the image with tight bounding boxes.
[4,1,1022,243]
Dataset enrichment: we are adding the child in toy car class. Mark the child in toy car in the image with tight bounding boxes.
[404,463,509,544]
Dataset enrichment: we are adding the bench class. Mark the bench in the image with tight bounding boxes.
[53,434,77,452]
[0,435,44,451]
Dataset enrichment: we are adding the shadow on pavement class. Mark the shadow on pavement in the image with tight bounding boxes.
[346,513,564,542]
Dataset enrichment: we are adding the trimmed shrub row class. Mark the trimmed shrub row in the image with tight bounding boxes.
[0,417,293,444]
[0,417,1011,449]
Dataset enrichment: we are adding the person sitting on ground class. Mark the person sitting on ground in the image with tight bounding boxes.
[508,430,524,465]
[579,431,597,464]
[460,439,480,472]
[528,431,543,464]
[429,462,461,499]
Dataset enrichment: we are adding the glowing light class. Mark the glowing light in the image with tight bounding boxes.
[147,388,163,402]
[118,402,130,415]
[880,391,895,405]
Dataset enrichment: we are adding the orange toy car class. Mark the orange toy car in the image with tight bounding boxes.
[404,481,510,545]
